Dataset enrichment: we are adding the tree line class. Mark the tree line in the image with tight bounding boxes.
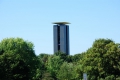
[0,38,120,80]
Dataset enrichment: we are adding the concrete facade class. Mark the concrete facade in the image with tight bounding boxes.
[53,24,70,55]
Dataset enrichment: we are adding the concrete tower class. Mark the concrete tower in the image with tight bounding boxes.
[53,22,70,55]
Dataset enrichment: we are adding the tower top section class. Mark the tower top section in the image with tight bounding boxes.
[52,22,70,24]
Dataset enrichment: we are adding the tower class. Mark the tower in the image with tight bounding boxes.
[53,22,70,55]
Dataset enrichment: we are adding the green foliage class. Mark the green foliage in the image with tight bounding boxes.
[0,38,39,80]
[54,51,73,62]
[105,75,115,80]
[0,38,120,80]
[80,38,120,80]
[72,52,85,62]
[54,51,67,61]
[0,53,29,80]
[46,55,63,79]
[57,62,77,80]
[36,53,50,80]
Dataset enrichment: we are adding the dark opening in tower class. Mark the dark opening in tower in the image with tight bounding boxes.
[66,26,68,54]
[57,25,60,51]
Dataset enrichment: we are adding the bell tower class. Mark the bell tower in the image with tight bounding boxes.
[53,22,70,55]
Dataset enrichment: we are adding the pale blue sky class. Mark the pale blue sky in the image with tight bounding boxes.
[0,0,120,55]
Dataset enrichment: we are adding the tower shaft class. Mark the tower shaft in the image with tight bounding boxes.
[53,24,70,55]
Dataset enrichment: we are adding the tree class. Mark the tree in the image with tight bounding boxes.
[72,52,85,62]
[54,51,67,61]
[80,39,120,79]
[46,55,63,79]
[54,51,73,62]
[57,62,77,80]
[0,52,29,80]
[0,38,39,80]
[36,53,50,80]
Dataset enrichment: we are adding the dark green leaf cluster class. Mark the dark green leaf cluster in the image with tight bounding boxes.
[0,38,40,80]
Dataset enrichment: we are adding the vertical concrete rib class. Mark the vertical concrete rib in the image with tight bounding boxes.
[53,25,58,53]
[60,24,66,54]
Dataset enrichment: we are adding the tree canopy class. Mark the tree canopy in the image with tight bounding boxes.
[0,38,120,80]
[0,38,39,80]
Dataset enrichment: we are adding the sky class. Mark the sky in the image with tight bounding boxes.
[0,0,120,55]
